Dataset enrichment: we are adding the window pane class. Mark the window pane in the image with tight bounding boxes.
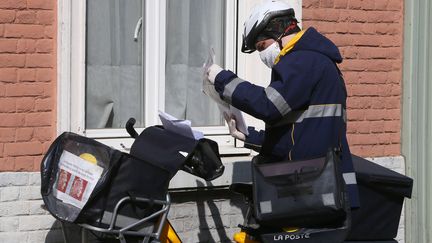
[165,0,226,126]
[85,0,144,129]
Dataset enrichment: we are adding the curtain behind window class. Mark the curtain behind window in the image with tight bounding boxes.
[86,0,143,129]
[165,0,226,126]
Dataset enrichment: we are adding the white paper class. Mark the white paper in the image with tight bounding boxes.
[202,48,249,135]
[53,151,104,209]
[159,111,204,140]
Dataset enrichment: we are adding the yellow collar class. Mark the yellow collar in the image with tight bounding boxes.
[274,30,306,65]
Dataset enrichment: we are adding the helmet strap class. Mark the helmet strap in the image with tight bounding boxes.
[274,20,300,49]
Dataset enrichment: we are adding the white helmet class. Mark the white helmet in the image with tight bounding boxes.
[242,0,297,53]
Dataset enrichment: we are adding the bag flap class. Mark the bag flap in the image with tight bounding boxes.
[352,154,413,198]
[254,156,326,185]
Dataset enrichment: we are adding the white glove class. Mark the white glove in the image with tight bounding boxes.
[224,113,246,141]
[206,64,223,84]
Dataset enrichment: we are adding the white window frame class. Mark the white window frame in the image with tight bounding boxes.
[57,0,245,153]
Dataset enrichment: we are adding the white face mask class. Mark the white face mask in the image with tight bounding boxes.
[259,42,281,68]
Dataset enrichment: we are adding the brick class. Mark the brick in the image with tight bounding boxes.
[19,186,41,200]
[347,109,366,121]
[0,114,25,127]
[27,200,46,215]
[384,108,401,119]
[35,68,51,82]
[341,71,360,83]
[383,120,400,132]
[19,215,56,231]
[0,54,26,68]
[4,142,43,156]
[369,97,388,109]
[303,8,340,22]
[0,68,17,82]
[33,127,52,141]
[347,97,370,109]
[0,216,19,232]
[0,186,20,202]
[41,82,54,97]
[347,0,362,10]
[0,128,15,143]
[358,72,388,84]
[5,83,44,97]
[340,46,358,59]
[0,0,27,9]
[0,143,3,157]
[358,47,400,59]
[0,232,28,243]
[17,69,36,82]
[0,25,4,37]
[34,98,52,111]
[0,172,29,187]
[366,60,399,72]
[372,23,401,35]
[35,39,52,53]
[36,10,54,25]
[0,98,16,112]
[33,155,43,171]
[25,54,52,68]
[342,60,368,72]
[348,133,376,145]
[25,112,52,126]
[334,0,347,9]
[4,24,45,39]
[366,11,401,23]
[0,39,17,53]
[0,85,5,96]
[0,201,30,216]
[361,0,376,10]
[303,0,320,8]
[44,25,54,38]
[0,158,14,171]
[325,33,355,47]
[339,9,372,23]
[387,71,401,83]
[347,121,370,134]
[17,39,36,53]
[320,0,334,8]
[16,128,34,142]
[364,109,389,121]
[0,10,15,23]
[41,142,51,154]
[374,0,390,10]
[387,0,402,11]
[28,172,40,186]
[14,156,34,171]
[15,11,36,24]
[383,144,400,155]
[27,0,54,10]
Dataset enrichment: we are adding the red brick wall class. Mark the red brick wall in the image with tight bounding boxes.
[0,0,404,172]
[302,0,403,157]
[0,0,56,172]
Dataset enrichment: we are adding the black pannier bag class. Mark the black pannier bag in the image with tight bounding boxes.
[41,126,224,229]
[40,132,171,227]
[252,149,347,227]
[346,155,413,241]
[129,125,224,182]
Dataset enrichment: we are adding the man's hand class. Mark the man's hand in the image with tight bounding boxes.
[224,112,246,141]
[205,64,223,84]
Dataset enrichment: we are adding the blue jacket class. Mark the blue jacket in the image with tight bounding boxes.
[214,27,360,208]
